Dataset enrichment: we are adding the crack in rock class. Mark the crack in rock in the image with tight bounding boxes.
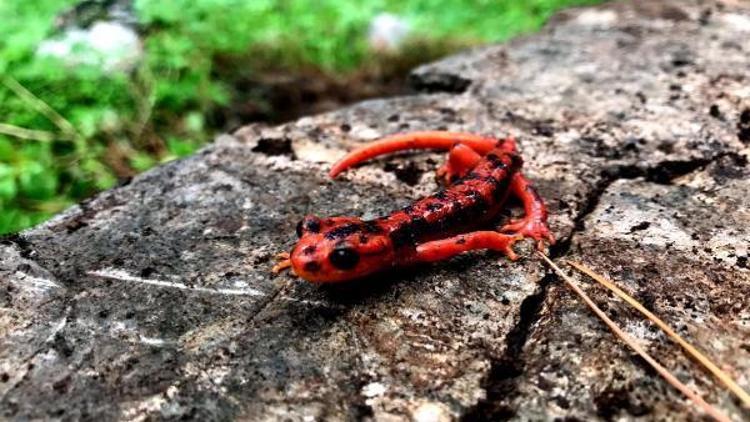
[460,149,743,420]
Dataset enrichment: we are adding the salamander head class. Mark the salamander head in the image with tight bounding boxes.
[290,215,395,283]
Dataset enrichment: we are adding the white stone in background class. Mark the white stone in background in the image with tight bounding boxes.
[368,13,411,51]
[37,21,142,72]
[411,402,451,422]
[575,9,618,26]
[722,13,750,31]
[361,381,387,397]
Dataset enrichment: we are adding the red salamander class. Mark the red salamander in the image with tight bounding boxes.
[273,131,555,283]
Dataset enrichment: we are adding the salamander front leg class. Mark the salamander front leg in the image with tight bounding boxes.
[272,251,292,274]
[415,231,524,263]
[499,173,555,250]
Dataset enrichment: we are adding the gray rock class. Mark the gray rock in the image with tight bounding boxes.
[2,0,749,420]
[503,154,750,421]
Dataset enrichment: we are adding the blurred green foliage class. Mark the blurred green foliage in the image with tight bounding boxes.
[0,0,601,234]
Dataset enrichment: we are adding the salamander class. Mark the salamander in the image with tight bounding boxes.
[273,131,555,283]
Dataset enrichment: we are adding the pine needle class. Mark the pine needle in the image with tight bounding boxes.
[537,252,732,422]
[567,259,750,409]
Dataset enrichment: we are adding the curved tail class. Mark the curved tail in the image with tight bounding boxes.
[329,131,514,178]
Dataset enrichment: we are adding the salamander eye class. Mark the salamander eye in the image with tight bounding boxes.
[296,216,321,238]
[328,246,360,270]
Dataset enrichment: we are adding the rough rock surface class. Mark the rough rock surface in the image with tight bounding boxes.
[2,0,749,420]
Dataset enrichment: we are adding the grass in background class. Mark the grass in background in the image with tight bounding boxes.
[0,0,602,234]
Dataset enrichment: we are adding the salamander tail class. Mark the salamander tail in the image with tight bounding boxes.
[330,131,504,178]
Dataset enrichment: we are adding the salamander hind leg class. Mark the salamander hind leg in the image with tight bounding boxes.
[499,173,555,250]
[415,231,524,263]
[434,136,518,185]
[435,142,483,185]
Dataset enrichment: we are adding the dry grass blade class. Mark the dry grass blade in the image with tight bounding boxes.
[1,75,79,138]
[536,252,732,422]
[0,123,63,142]
[567,260,750,409]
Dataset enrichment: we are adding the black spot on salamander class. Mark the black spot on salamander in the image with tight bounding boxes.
[485,153,502,165]
[302,245,316,255]
[496,156,515,173]
[296,217,321,237]
[465,190,481,200]
[325,223,361,240]
[389,225,412,248]
[509,153,523,170]
[426,202,444,212]
[485,175,512,201]
[389,216,432,248]
[434,190,448,200]
[461,172,482,181]
[409,216,431,238]
[437,199,467,229]
[402,204,415,214]
[464,190,489,217]
[359,234,369,244]
[498,177,514,200]
[482,175,498,184]
[456,237,466,245]
[307,220,321,233]
[303,261,321,273]
[363,220,384,234]
[458,200,481,223]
